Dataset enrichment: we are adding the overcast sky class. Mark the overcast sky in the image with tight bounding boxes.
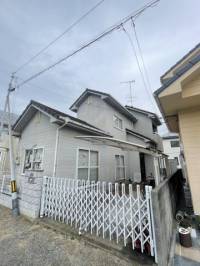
[0,0,200,132]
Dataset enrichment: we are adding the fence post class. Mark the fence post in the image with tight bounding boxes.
[109,182,112,240]
[40,176,48,218]
[122,183,126,246]
[149,186,158,263]
[115,183,119,243]
[129,184,134,249]
[137,185,143,252]
[145,186,154,257]
[102,182,105,239]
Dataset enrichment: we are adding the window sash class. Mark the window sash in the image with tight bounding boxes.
[23,148,44,172]
[115,155,125,180]
[113,115,123,130]
[77,149,99,181]
[170,140,180,148]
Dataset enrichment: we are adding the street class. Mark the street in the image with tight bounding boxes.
[0,205,137,266]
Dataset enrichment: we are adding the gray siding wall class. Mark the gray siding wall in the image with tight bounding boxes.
[76,94,160,144]
[76,95,135,140]
[130,111,154,140]
[15,111,57,218]
[56,127,129,182]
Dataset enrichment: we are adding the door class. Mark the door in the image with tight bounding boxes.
[139,153,146,182]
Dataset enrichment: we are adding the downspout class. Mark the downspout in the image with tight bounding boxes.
[53,122,67,177]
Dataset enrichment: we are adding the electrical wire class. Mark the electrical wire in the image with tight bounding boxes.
[13,0,106,74]
[131,19,153,93]
[17,0,160,88]
[122,25,157,112]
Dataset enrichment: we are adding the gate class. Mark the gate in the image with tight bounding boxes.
[40,176,157,261]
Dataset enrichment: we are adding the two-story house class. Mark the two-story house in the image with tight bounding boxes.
[6,89,163,218]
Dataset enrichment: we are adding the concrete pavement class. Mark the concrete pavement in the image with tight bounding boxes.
[0,205,150,266]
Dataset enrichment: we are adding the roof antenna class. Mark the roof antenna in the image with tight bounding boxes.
[120,80,135,107]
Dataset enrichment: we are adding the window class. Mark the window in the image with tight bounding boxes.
[158,157,167,177]
[152,123,158,133]
[23,148,44,172]
[113,115,123,130]
[170,140,180,148]
[174,157,179,165]
[77,149,99,181]
[115,155,125,180]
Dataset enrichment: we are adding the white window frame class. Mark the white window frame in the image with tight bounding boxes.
[170,140,180,148]
[113,115,123,130]
[76,148,99,181]
[115,154,126,180]
[22,147,44,173]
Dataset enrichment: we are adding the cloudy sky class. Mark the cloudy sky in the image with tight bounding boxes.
[0,0,199,132]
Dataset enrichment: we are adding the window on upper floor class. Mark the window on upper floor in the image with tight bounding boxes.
[152,123,158,133]
[170,140,180,148]
[115,155,125,180]
[77,149,99,181]
[113,115,123,130]
[23,147,44,173]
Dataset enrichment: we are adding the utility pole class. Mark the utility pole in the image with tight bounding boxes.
[120,80,135,106]
[2,74,19,216]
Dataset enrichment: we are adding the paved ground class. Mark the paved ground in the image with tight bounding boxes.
[0,205,145,266]
[174,228,200,266]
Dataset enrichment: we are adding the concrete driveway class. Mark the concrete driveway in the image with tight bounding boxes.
[0,205,144,266]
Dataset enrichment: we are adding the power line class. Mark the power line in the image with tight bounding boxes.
[131,19,153,93]
[17,0,160,88]
[122,24,158,113]
[13,0,106,74]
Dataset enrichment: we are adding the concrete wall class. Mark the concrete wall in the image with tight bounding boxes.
[151,173,179,266]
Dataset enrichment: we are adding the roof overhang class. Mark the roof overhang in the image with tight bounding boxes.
[125,106,161,126]
[75,135,162,157]
[13,102,111,137]
[154,59,200,132]
[70,89,137,122]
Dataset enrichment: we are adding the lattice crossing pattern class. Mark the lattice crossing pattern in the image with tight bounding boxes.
[40,177,156,258]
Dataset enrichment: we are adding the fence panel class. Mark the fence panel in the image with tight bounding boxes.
[40,176,156,259]
[0,172,11,195]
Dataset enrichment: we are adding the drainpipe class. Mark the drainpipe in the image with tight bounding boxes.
[53,122,67,177]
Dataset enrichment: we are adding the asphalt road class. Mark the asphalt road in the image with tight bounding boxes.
[0,205,135,266]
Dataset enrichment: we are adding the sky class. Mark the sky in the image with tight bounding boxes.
[0,0,200,133]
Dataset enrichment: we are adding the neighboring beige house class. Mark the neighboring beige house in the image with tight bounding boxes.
[154,43,200,215]
[162,133,181,168]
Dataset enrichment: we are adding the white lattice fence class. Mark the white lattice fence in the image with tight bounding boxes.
[40,177,156,259]
[0,172,11,195]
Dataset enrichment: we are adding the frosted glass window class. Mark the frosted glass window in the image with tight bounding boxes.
[77,149,99,181]
[115,155,125,180]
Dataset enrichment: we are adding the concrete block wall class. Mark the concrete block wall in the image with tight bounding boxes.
[151,172,179,266]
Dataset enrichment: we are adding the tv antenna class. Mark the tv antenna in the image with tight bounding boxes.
[120,80,135,106]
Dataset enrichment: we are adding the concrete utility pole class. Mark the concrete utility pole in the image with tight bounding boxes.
[120,80,135,106]
[2,74,19,216]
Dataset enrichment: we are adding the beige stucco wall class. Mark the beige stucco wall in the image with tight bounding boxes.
[179,106,200,214]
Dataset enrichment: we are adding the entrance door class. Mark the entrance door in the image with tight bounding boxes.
[139,153,146,182]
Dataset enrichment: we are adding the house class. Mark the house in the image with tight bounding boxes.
[0,110,18,173]
[7,88,166,218]
[162,132,181,168]
[154,43,200,215]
